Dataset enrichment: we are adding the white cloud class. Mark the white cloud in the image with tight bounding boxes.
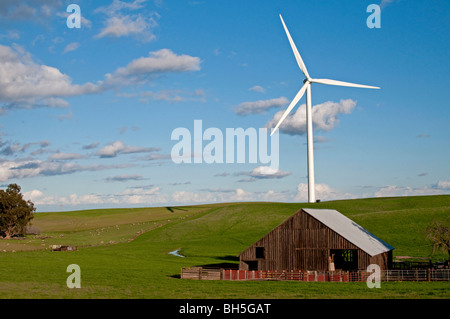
[0,29,20,40]
[265,99,356,135]
[116,49,201,75]
[136,88,206,104]
[374,185,419,197]
[141,90,184,103]
[115,186,164,204]
[0,159,132,182]
[295,183,356,201]
[62,42,80,54]
[380,0,395,9]
[25,186,165,208]
[0,44,101,111]
[32,192,106,207]
[146,153,172,161]
[95,0,158,42]
[23,186,291,211]
[249,85,265,93]
[105,49,201,86]
[119,89,206,104]
[95,0,147,15]
[96,15,157,41]
[171,190,214,203]
[235,97,289,115]
[248,166,291,179]
[374,182,450,198]
[257,189,289,202]
[0,44,201,113]
[0,139,50,156]
[23,189,45,202]
[0,1,62,22]
[314,136,331,143]
[96,140,160,158]
[57,110,73,121]
[82,142,100,150]
[433,180,450,190]
[49,152,86,160]
[235,166,291,182]
[105,174,145,182]
[171,188,286,204]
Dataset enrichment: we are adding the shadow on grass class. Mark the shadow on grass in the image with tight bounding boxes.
[165,207,188,213]
[198,255,239,269]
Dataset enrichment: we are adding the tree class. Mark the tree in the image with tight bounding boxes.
[426,221,450,258]
[0,184,35,239]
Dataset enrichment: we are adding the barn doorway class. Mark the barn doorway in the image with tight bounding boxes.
[330,249,358,270]
[242,260,258,271]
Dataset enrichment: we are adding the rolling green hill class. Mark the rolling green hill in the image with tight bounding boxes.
[0,195,449,299]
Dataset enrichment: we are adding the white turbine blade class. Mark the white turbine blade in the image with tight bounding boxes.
[279,14,310,79]
[311,78,380,89]
[271,82,309,136]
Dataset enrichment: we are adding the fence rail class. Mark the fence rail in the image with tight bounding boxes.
[181,267,450,282]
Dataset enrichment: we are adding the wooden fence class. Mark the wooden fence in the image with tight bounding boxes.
[180,267,222,280]
[222,269,368,282]
[181,267,450,282]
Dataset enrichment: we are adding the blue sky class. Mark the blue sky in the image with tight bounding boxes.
[0,0,449,211]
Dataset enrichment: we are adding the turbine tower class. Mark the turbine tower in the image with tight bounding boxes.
[272,14,380,203]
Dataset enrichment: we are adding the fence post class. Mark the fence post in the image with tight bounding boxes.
[427,268,431,282]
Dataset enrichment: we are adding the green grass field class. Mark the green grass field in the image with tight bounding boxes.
[0,195,449,299]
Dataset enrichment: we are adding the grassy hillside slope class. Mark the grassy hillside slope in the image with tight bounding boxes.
[0,195,449,298]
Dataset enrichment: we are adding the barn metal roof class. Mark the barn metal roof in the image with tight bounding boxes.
[303,208,394,256]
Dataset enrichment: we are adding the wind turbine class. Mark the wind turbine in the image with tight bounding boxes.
[272,14,380,203]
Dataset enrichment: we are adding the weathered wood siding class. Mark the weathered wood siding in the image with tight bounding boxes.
[239,209,392,271]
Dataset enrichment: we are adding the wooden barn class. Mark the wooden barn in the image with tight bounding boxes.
[239,208,394,272]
